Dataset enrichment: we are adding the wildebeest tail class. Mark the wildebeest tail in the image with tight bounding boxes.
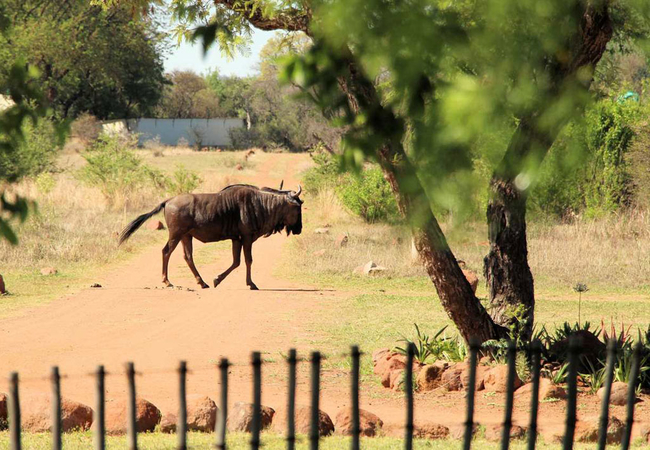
[118,201,167,245]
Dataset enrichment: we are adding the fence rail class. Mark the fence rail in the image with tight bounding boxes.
[4,337,645,449]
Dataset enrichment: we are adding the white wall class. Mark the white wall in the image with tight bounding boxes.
[102,118,245,147]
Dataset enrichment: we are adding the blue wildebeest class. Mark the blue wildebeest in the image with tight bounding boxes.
[118,184,303,289]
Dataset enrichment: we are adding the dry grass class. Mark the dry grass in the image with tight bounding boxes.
[288,186,650,294]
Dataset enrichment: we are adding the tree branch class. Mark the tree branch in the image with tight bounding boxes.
[212,0,311,35]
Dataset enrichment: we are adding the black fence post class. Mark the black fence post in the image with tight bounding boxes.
[9,372,21,450]
[351,346,361,450]
[501,341,516,450]
[527,341,541,450]
[404,343,415,450]
[463,338,480,450]
[310,351,321,450]
[622,343,642,450]
[126,362,137,450]
[178,361,188,450]
[562,336,580,450]
[95,365,106,450]
[51,366,62,450]
[251,352,262,450]
[597,339,616,450]
[216,358,229,450]
[287,349,297,450]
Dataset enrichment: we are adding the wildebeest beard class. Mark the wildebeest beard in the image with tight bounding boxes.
[286,209,302,235]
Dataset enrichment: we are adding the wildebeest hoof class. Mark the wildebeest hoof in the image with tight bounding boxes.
[199,281,209,289]
[249,283,259,291]
[213,277,222,288]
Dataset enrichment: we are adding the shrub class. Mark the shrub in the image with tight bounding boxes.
[165,164,202,195]
[77,134,165,208]
[394,324,466,364]
[70,113,102,144]
[337,168,399,223]
[0,117,62,182]
[302,147,340,193]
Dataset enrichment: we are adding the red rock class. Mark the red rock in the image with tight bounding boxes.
[461,362,487,391]
[516,378,567,400]
[416,362,448,391]
[335,234,349,248]
[414,423,450,439]
[577,416,624,444]
[334,409,383,437]
[22,394,93,433]
[462,269,479,293]
[105,397,161,435]
[40,267,57,276]
[372,348,390,366]
[375,353,406,381]
[160,413,176,433]
[485,424,526,442]
[597,382,629,406]
[441,363,465,391]
[145,220,165,231]
[483,365,523,393]
[227,402,274,432]
[389,369,405,391]
[186,395,218,432]
[450,423,480,440]
[235,164,244,171]
[294,406,334,436]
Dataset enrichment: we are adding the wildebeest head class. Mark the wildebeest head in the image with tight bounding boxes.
[263,185,303,235]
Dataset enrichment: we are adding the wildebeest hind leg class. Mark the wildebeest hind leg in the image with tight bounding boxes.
[243,239,258,290]
[214,239,242,288]
[162,238,180,287]
[182,235,209,289]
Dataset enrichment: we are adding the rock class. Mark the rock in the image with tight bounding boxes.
[312,249,326,257]
[375,353,406,378]
[145,220,165,231]
[235,164,243,171]
[160,413,176,433]
[450,423,480,440]
[0,275,5,294]
[314,228,330,234]
[227,402,274,433]
[372,348,390,366]
[414,423,450,439]
[597,382,630,406]
[105,397,161,435]
[335,234,349,248]
[483,365,523,393]
[22,394,93,433]
[441,363,465,391]
[294,406,334,436]
[90,283,102,288]
[359,261,387,276]
[549,330,605,367]
[389,369,405,391]
[186,395,218,432]
[484,424,526,442]
[416,362,448,391]
[462,269,479,293]
[367,266,388,276]
[334,409,383,437]
[40,267,58,276]
[0,393,7,429]
[516,378,567,400]
[461,362,487,391]
[576,416,624,444]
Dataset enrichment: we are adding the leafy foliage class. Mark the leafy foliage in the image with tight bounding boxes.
[338,168,399,223]
[77,134,166,208]
[394,324,467,364]
[165,164,202,195]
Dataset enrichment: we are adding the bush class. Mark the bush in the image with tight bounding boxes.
[338,168,399,223]
[0,117,62,182]
[70,113,102,144]
[77,134,165,208]
[165,164,202,195]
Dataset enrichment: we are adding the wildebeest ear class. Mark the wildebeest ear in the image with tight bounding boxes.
[279,180,284,190]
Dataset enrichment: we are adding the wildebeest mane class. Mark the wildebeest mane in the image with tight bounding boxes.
[216,184,301,238]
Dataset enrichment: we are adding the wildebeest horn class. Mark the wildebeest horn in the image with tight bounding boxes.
[279,180,284,190]
[291,185,302,197]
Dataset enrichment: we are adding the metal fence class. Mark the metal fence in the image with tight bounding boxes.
[4,338,644,449]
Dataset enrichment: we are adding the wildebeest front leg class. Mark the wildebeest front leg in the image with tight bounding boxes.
[162,238,180,287]
[243,238,258,290]
[182,235,209,289]
[213,239,242,288]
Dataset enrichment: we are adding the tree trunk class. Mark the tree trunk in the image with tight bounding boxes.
[485,4,613,339]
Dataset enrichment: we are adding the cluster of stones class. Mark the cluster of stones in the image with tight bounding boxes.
[0,393,384,438]
[372,348,642,444]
